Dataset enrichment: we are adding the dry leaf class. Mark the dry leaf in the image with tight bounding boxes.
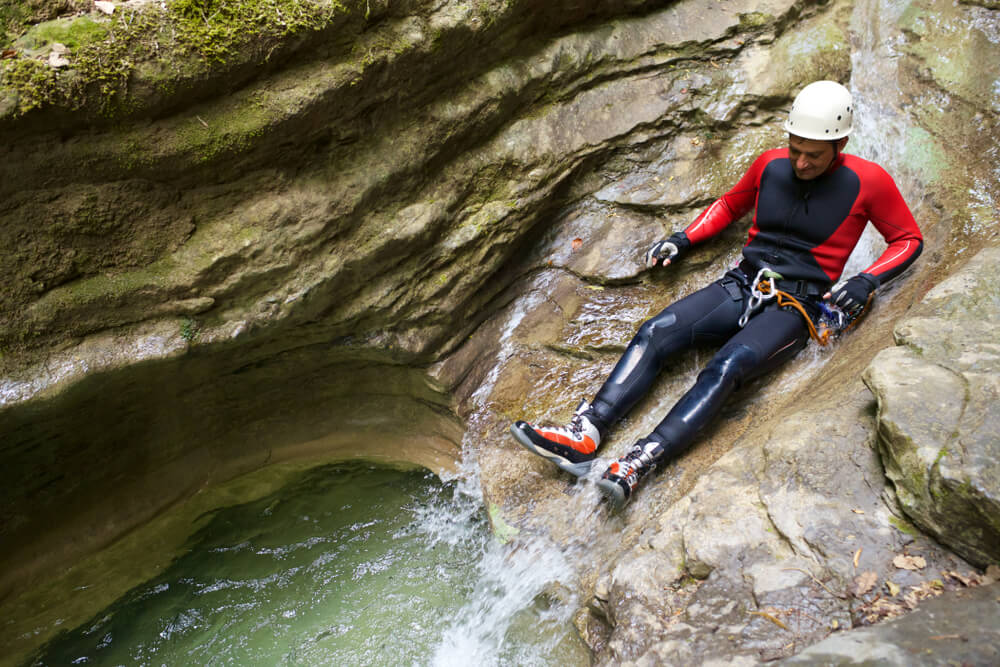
[852,571,878,597]
[863,598,908,623]
[906,580,945,607]
[47,51,70,68]
[1,48,16,59]
[571,237,583,252]
[893,554,927,570]
[886,580,901,596]
[749,610,789,631]
[944,570,975,587]
[853,548,862,568]
[851,508,865,514]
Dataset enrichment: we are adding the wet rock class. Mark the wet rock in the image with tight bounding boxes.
[864,246,1000,568]
[780,581,1000,666]
[594,385,972,664]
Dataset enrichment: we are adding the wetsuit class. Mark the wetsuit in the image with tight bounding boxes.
[588,148,923,461]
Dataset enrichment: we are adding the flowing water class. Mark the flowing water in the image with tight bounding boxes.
[27,463,585,666]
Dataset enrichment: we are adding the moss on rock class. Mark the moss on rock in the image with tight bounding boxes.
[0,0,357,120]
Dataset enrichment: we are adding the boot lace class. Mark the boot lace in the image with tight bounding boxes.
[620,442,657,481]
[567,412,587,437]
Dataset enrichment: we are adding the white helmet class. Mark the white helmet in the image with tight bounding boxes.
[783,80,854,140]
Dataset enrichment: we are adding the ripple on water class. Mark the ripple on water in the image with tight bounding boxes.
[29,463,586,666]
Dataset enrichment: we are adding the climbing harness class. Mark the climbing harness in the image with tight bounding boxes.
[740,267,868,345]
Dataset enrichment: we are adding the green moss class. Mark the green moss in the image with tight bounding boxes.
[168,0,348,63]
[902,125,947,184]
[738,12,773,29]
[35,256,179,315]
[25,16,108,50]
[108,83,283,169]
[0,56,58,113]
[934,446,950,465]
[487,502,519,544]
[180,317,199,342]
[889,515,922,537]
[1,1,31,48]
[1,0,354,119]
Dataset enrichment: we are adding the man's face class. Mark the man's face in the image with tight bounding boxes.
[787,135,842,180]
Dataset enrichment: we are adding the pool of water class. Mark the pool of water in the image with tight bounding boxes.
[28,464,585,666]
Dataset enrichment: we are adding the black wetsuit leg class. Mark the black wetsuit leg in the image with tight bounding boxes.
[648,305,810,463]
[589,272,748,429]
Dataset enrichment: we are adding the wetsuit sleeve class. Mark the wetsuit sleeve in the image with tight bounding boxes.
[680,151,773,244]
[858,165,923,285]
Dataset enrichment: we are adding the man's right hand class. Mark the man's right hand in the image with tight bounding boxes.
[645,240,678,267]
[644,232,690,268]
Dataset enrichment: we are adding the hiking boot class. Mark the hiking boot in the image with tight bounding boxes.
[510,400,602,477]
[597,438,663,507]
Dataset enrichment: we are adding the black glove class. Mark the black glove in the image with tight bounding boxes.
[829,273,879,320]
[644,232,691,268]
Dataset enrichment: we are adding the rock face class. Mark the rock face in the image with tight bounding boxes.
[781,580,1000,666]
[1,0,999,664]
[865,246,1000,568]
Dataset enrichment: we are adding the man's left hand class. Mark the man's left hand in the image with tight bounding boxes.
[824,273,879,320]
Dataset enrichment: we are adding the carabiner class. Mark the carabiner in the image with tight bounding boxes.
[739,268,782,327]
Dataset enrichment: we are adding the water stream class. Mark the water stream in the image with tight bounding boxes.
[27,463,586,666]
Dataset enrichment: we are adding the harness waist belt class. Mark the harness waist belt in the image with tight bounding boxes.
[738,260,828,298]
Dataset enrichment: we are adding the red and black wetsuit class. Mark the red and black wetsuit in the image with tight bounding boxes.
[686,148,923,288]
[587,149,922,462]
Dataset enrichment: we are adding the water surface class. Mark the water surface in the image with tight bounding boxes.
[31,463,583,666]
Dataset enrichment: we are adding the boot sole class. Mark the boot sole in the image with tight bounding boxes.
[596,477,628,508]
[509,423,594,477]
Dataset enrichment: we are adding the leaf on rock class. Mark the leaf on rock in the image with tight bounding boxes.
[852,571,878,597]
[892,554,927,570]
[571,237,583,252]
[863,598,907,624]
[885,580,901,596]
[749,610,789,631]
[47,51,70,68]
[943,570,975,587]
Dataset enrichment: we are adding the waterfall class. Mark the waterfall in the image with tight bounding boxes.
[841,0,921,279]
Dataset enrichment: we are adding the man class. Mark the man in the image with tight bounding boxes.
[510,81,923,507]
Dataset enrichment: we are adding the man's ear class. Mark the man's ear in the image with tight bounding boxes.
[837,136,849,151]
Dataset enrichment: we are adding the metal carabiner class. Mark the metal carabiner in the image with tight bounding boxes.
[738,267,781,327]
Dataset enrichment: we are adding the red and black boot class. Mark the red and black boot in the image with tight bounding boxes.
[597,438,663,507]
[510,400,603,477]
